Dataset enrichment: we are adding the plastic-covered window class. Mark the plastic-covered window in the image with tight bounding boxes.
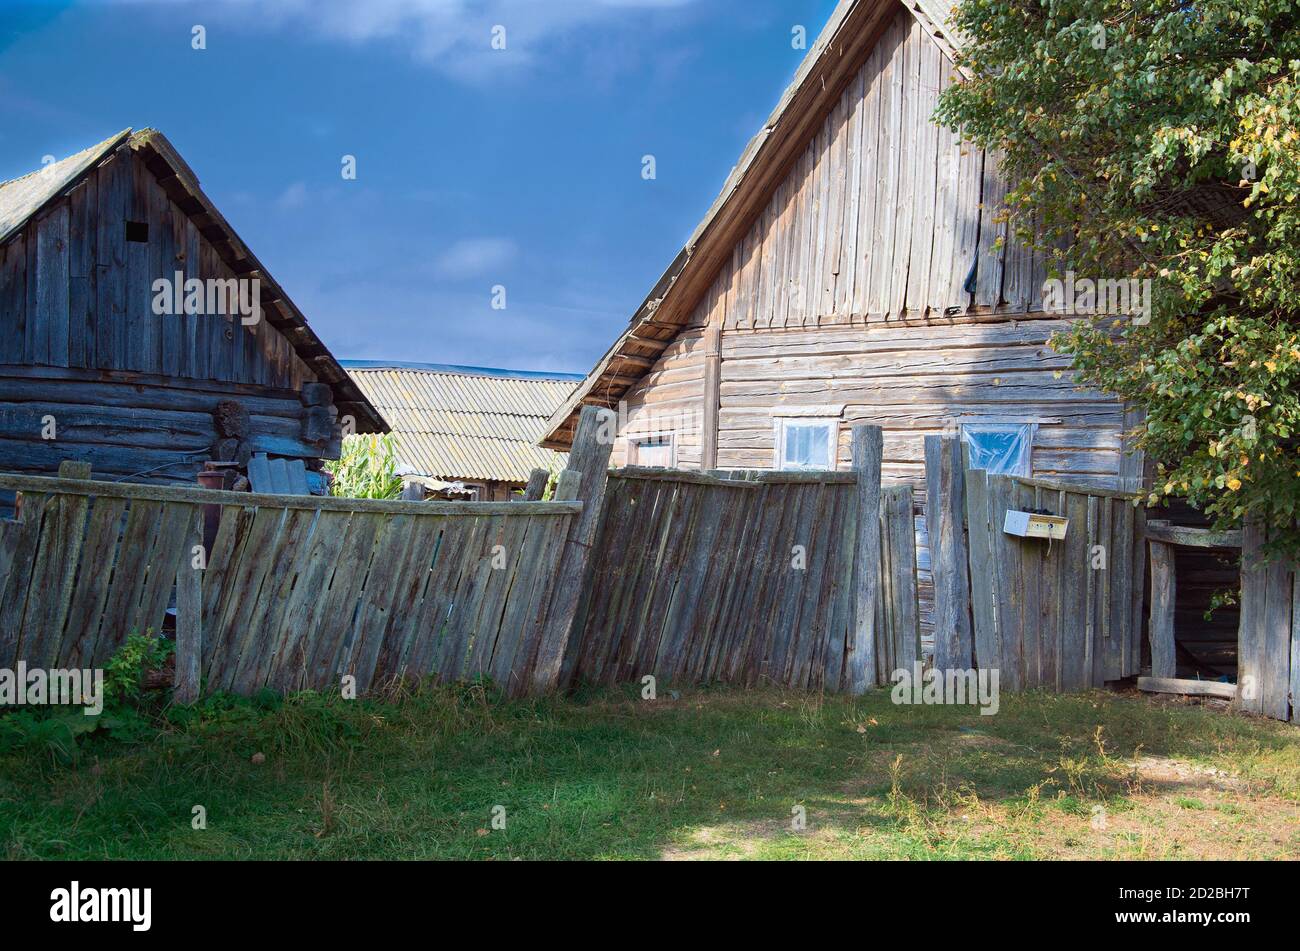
[961,424,1034,476]
[778,419,836,470]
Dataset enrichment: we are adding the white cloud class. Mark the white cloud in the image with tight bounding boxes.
[118,0,702,83]
[433,237,517,279]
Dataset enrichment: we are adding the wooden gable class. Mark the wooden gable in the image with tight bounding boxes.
[0,144,316,391]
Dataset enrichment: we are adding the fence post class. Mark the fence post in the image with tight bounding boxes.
[1146,522,1176,679]
[848,425,883,692]
[530,405,616,694]
[523,468,549,501]
[925,434,974,670]
[174,508,203,704]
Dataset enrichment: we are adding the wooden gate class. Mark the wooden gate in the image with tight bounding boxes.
[926,434,1147,691]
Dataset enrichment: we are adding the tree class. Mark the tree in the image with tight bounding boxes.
[936,0,1300,553]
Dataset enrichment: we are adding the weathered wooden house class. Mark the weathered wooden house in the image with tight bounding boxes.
[346,362,579,501]
[543,0,1148,640]
[0,128,385,495]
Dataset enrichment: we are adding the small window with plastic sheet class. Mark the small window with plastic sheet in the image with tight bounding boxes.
[960,423,1035,476]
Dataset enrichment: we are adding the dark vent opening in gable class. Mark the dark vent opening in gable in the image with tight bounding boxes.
[125,221,149,243]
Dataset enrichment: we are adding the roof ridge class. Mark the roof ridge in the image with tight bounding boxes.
[343,360,584,381]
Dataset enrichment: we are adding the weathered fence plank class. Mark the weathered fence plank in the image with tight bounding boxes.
[963,467,997,670]
[926,435,973,670]
[1148,537,1177,679]
[533,405,615,693]
[882,484,919,676]
[1237,520,1296,722]
[1237,520,1267,716]
[849,425,883,691]
[174,511,202,704]
[523,468,549,501]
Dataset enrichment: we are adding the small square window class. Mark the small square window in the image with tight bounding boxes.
[961,423,1035,476]
[125,220,149,243]
[630,434,675,468]
[775,417,837,471]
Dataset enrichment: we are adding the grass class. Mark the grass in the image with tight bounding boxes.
[1,683,1298,860]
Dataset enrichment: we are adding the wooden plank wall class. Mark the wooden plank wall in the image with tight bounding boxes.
[0,473,580,698]
[1238,522,1297,722]
[961,469,1146,690]
[0,146,312,390]
[610,9,1129,641]
[565,465,918,691]
[695,12,1049,335]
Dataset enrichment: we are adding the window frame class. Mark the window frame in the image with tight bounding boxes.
[773,416,840,472]
[959,422,1037,477]
[629,432,677,468]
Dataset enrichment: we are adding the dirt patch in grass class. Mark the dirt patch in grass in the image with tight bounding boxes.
[1130,755,1245,793]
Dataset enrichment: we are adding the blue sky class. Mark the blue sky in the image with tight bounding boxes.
[0,0,839,374]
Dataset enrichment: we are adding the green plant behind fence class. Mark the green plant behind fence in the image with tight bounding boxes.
[325,434,404,500]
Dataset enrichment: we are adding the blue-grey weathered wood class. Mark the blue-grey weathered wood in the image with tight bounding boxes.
[848,425,883,691]
[531,405,615,694]
[963,466,999,670]
[174,510,202,705]
[1237,520,1266,715]
[1291,571,1299,724]
[0,472,582,516]
[925,434,973,670]
[1260,541,1293,722]
[523,468,549,501]
[1148,539,1176,679]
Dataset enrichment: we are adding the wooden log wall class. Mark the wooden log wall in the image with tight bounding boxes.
[0,369,334,488]
[0,146,312,389]
[960,469,1146,690]
[565,463,918,692]
[0,473,582,698]
[1237,522,1298,722]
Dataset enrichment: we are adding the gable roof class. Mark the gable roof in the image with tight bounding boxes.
[0,128,387,433]
[344,362,579,484]
[541,0,960,449]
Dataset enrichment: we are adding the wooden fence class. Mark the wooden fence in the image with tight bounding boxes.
[563,426,919,692]
[0,405,617,699]
[926,435,1146,691]
[24,416,1259,709]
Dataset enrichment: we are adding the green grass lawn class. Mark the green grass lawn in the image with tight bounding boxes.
[2,683,1298,860]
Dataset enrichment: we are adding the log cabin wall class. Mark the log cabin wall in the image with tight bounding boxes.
[0,144,339,486]
[610,9,1128,641]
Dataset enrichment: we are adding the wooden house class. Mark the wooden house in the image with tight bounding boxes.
[542,0,1147,640]
[346,362,579,501]
[0,128,386,496]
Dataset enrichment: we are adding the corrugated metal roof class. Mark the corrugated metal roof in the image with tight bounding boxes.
[345,365,579,484]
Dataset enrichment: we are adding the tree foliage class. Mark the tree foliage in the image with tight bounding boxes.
[936,0,1300,552]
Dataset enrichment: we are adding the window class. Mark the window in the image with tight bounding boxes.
[124,220,149,243]
[630,434,675,468]
[961,423,1035,476]
[775,417,838,471]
